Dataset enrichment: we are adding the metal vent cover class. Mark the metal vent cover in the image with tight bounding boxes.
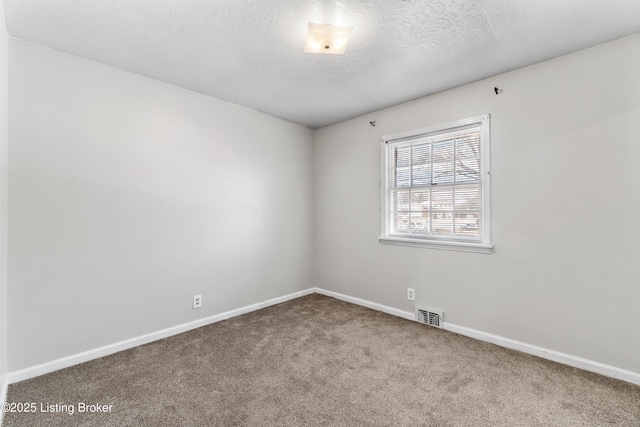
[415,305,444,328]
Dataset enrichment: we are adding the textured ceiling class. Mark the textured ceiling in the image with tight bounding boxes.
[3,1,640,128]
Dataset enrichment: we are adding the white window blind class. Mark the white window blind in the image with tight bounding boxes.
[380,115,492,253]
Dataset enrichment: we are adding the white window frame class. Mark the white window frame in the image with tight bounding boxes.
[379,114,492,254]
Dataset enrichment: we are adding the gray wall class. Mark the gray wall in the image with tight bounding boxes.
[0,0,8,392]
[315,34,640,373]
[5,30,640,377]
[8,39,314,371]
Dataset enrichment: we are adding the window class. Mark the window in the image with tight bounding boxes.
[379,115,492,253]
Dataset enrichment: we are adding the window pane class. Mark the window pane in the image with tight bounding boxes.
[455,213,479,237]
[395,166,411,188]
[412,142,430,165]
[393,190,410,211]
[454,185,479,211]
[412,165,431,186]
[431,187,453,210]
[392,212,410,233]
[411,190,430,212]
[410,214,430,234]
[456,133,480,159]
[432,161,454,185]
[394,145,411,167]
[455,158,479,183]
[432,212,453,235]
[432,138,454,161]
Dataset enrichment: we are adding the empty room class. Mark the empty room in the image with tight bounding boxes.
[1,0,640,426]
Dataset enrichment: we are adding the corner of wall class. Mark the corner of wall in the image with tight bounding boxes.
[0,0,11,416]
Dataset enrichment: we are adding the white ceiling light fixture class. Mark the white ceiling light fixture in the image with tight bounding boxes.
[304,23,353,55]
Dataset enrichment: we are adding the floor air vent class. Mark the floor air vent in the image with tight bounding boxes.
[415,306,444,328]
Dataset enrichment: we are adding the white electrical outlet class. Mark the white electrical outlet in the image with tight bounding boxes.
[407,288,415,301]
[193,295,202,309]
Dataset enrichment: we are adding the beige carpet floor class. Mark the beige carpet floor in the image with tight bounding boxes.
[3,294,640,426]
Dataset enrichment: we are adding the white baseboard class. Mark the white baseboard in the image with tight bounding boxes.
[8,288,315,384]
[7,287,640,387]
[442,323,640,386]
[314,288,640,386]
[314,288,415,321]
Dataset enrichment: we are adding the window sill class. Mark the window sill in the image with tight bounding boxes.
[378,236,493,254]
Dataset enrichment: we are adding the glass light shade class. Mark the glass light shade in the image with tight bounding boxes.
[304,23,353,55]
